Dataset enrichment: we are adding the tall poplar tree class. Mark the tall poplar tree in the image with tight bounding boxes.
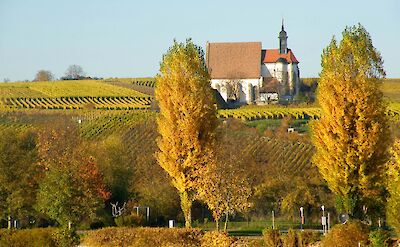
[387,140,400,233]
[312,24,390,219]
[155,39,217,227]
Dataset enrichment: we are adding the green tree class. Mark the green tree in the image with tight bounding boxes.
[387,139,400,234]
[155,39,218,227]
[36,123,110,228]
[312,24,390,219]
[0,129,40,228]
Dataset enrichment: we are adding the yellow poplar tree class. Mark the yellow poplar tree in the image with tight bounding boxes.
[197,121,253,231]
[312,24,390,219]
[387,140,400,233]
[155,39,217,228]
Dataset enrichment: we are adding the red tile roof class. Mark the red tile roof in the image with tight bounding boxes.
[206,42,262,79]
[261,49,299,63]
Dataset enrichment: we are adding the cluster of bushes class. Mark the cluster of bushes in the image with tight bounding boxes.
[263,228,320,247]
[262,222,396,247]
[0,223,398,247]
[82,227,204,247]
[0,228,57,247]
[321,221,395,247]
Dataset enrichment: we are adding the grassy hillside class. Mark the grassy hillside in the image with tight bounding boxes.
[0,79,152,110]
[0,80,148,98]
[302,78,400,103]
[381,78,400,102]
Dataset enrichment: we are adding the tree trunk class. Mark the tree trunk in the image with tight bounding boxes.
[180,190,192,228]
[216,219,219,231]
[223,213,229,232]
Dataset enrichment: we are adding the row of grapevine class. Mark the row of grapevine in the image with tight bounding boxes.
[0,123,33,133]
[131,80,156,88]
[218,107,321,121]
[78,110,156,139]
[219,104,400,121]
[0,96,152,110]
[245,136,315,174]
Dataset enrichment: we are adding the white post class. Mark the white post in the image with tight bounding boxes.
[146,207,150,222]
[300,207,304,231]
[8,215,12,229]
[321,205,326,234]
[272,210,275,230]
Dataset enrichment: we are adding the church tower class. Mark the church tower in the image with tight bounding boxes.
[279,20,288,54]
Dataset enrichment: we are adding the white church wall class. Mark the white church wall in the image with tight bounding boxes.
[263,63,276,78]
[211,78,261,104]
[261,64,272,77]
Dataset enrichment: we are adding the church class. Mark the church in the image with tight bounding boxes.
[206,22,300,105]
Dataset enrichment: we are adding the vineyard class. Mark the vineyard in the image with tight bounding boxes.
[218,107,321,121]
[246,136,314,174]
[105,78,156,88]
[0,96,152,110]
[0,80,148,98]
[103,78,156,96]
[77,110,156,139]
[0,80,153,110]
[218,103,400,121]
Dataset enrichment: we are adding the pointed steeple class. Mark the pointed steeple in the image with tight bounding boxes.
[279,19,288,54]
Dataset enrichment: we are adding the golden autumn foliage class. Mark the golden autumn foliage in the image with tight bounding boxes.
[387,139,400,234]
[155,39,218,227]
[312,24,390,218]
[197,120,253,231]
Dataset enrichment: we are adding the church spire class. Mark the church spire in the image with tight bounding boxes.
[279,19,288,54]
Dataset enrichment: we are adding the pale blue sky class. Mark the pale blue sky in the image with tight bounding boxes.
[0,0,399,81]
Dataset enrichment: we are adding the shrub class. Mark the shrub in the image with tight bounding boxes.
[321,221,369,247]
[369,229,389,247]
[297,230,320,247]
[114,213,145,227]
[263,228,283,247]
[283,229,298,247]
[52,227,80,247]
[82,227,203,247]
[0,228,57,247]
[201,231,235,247]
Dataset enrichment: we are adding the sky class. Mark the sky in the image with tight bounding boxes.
[0,0,399,81]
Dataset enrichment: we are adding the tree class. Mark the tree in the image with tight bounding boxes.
[34,70,54,81]
[387,140,400,234]
[197,120,252,231]
[312,24,390,219]
[223,79,242,102]
[36,122,110,228]
[0,129,41,229]
[155,39,218,227]
[64,64,85,79]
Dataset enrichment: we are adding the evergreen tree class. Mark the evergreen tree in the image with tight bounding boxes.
[155,39,217,227]
[312,24,390,219]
